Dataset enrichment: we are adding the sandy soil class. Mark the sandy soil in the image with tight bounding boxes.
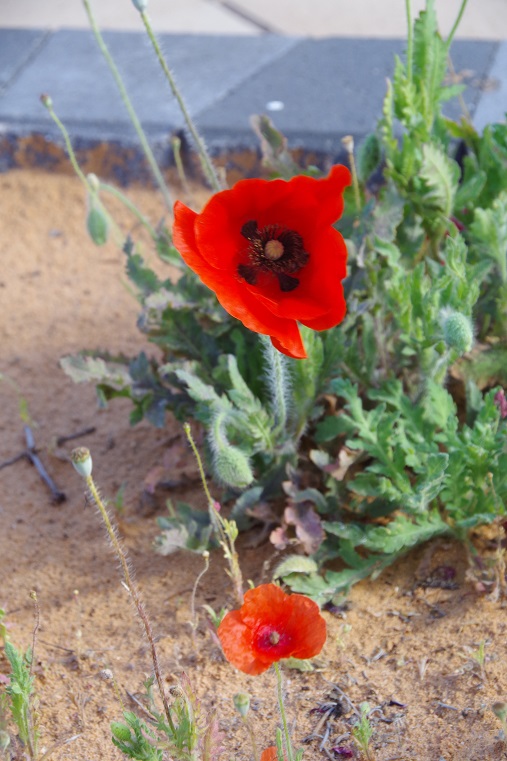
[2,169,507,761]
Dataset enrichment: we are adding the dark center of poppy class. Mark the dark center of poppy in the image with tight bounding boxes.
[237,220,310,293]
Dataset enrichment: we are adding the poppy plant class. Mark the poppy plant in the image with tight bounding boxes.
[172,166,351,359]
[217,583,326,675]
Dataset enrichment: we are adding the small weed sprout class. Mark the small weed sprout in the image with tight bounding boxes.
[3,640,39,759]
[471,640,488,681]
[352,702,375,761]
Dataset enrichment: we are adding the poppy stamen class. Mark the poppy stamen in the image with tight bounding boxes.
[269,630,281,645]
[238,220,309,292]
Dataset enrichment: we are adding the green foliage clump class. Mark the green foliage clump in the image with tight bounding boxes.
[60,0,507,603]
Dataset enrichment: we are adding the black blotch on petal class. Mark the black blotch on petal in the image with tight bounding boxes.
[238,264,258,284]
[241,220,259,240]
[278,273,299,292]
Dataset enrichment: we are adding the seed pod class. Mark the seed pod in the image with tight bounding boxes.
[71,447,93,478]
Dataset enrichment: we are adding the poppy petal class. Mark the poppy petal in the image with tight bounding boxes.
[217,610,272,675]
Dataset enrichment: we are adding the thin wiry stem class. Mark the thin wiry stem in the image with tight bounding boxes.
[139,9,223,193]
[41,96,122,244]
[82,0,173,209]
[446,0,469,50]
[98,181,158,239]
[85,474,176,735]
[405,0,413,85]
[274,662,294,761]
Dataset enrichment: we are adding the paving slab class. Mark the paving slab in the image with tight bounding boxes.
[473,42,507,132]
[0,30,298,141]
[196,39,497,156]
[0,29,49,90]
[221,0,507,39]
[1,0,261,34]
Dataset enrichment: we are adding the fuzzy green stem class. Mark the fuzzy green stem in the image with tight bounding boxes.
[171,134,193,200]
[405,0,413,85]
[183,423,244,605]
[139,10,222,193]
[263,338,289,431]
[446,0,469,50]
[82,0,173,209]
[274,662,294,761]
[183,423,215,510]
[98,181,157,238]
[42,97,122,243]
[85,474,176,735]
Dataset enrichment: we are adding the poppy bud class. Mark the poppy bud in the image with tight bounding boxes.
[86,201,108,246]
[40,93,53,109]
[442,311,474,355]
[492,702,507,722]
[86,173,100,193]
[111,722,132,742]
[233,692,251,717]
[131,0,148,9]
[213,446,254,490]
[71,447,93,478]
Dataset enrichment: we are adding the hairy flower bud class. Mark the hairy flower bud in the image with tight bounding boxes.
[492,702,507,722]
[40,93,52,109]
[71,447,93,478]
[213,446,254,490]
[86,202,108,246]
[233,692,251,717]
[442,311,474,355]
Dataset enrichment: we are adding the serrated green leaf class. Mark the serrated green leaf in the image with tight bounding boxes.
[361,511,449,554]
[417,143,459,217]
[60,354,132,389]
[174,369,224,406]
[273,556,319,579]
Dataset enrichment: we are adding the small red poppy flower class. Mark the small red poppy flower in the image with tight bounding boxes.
[172,166,351,359]
[260,747,286,761]
[217,583,326,675]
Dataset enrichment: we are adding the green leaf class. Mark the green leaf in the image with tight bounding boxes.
[357,133,382,183]
[273,556,319,579]
[417,143,459,218]
[60,354,132,390]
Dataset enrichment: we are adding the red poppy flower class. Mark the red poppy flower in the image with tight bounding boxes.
[172,166,350,359]
[217,583,326,675]
[260,747,286,761]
